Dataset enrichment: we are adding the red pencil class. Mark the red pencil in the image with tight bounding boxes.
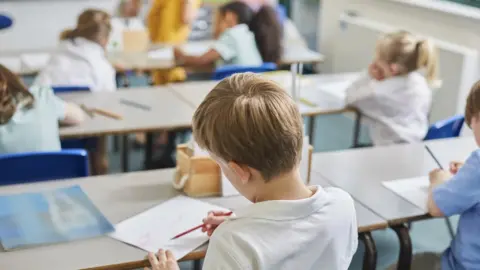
[171,211,233,240]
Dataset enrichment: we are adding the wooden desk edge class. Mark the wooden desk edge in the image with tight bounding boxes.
[81,250,207,270]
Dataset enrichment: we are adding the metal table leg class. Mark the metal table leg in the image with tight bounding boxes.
[144,132,154,169]
[193,260,202,270]
[352,110,362,148]
[360,232,377,270]
[308,115,316,146]
[121,135,130,172]
[392,224,412,270]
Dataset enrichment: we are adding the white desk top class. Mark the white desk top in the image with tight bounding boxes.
[312,142,442,224]
[168,72,359,117]
[0,169,385,270]
[58,87,194,138]
[1,41,324,75]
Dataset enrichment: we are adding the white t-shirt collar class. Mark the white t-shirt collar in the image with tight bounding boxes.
[231,186,328,221]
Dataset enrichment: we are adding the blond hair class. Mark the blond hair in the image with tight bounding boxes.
[376,30,439,86]
[192,73,303,181]
[60,9,111,45]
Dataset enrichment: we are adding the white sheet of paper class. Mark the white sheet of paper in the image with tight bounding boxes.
[20,53,50,70]
[0,57,22,73]
[382,176,429,212]
[181,43,210,56]
[110,196,228,258]
[148,48,174,60]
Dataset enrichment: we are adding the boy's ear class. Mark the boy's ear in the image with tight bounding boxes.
[228,161,251,184]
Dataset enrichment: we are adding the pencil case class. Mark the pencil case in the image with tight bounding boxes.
[173,144,314,198]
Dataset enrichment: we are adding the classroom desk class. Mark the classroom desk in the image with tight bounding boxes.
[58,87,195,172]
[168,72,363,147]
[311,142,451,269]
[0,169,386,270]
[1,41,324,76]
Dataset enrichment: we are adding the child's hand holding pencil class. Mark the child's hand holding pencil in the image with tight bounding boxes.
[202,211,233,237]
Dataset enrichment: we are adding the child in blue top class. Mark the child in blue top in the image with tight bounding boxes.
[427,80,480,270]
[173,2,282,67]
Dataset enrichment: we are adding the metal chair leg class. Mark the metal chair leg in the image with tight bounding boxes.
[352,110,362,148]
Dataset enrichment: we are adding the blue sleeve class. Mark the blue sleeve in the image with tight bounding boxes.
[213,30,237,62]
[433,150,480,216]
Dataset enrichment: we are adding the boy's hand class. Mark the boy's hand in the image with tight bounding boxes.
[201,211,229,237]
[173,47,186,64]
[429,169,452,186]
[368,62,384,81]
[449,161,464,175]
[145,249,179,270]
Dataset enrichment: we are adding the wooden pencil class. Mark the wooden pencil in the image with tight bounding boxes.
[92,108,123,120]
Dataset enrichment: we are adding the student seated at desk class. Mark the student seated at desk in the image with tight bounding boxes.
[346,30,439,146]
[146,73,358,270]
[0,65,84,153]
[422,81,480,270]
[173,1,282,68]
[34,9,116,92]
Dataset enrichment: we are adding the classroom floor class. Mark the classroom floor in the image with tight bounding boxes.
[22,75,456,270]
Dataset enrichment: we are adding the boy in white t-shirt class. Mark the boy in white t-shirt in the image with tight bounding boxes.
[146,73,358,270]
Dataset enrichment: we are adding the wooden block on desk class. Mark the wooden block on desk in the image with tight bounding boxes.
[175,144,221,197]
[123,30,149,53]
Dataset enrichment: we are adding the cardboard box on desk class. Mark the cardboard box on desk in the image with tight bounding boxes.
[173,143,314,198]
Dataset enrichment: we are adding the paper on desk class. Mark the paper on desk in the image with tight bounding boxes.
[382,176,429,212]
[20,53,50,71]
[0,57,22,73]
[148,48,174,60]
[110,196,228,259]
[181,43,210,56]
[221,136,311,197]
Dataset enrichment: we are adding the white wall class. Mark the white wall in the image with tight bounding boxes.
[319,0,480,72]
[0,0,119,51]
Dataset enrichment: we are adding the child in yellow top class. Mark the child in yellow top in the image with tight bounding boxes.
[147,0,202,85]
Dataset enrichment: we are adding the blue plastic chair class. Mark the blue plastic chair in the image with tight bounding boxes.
[424,115,465,141]
[276,4,287,26]
[0,14,13,30]
[212,63,277,80]
[0,149,89,185]
[52,86,91,150]
[424,114,465,240]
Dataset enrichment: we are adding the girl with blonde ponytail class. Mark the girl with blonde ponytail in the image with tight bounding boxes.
[346,30,439,146]
[34,9,116,93]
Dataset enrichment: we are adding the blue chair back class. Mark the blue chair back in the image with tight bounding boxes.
[276,4,287,25]
[0,149,89,185]
[0,14,13,30]
[212,63,277,80]
[52,86,90,94]
[424,115,465,141]
[52,86,91,150]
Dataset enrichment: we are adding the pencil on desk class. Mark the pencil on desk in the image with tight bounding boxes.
[119,98,151,111]
[92,108,123,120]
[80,104,95,118]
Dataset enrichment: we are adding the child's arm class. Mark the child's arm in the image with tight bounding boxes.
[174,47,221,67]
[62,103,86,125]
[345,72,375,105]
[427,151,480,218]
[181,0,199,25]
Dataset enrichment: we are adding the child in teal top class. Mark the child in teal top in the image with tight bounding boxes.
[0,65,85,154]
[173,2,282,68]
